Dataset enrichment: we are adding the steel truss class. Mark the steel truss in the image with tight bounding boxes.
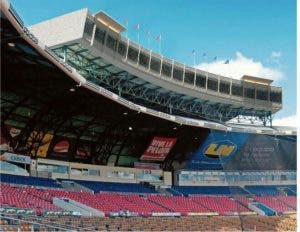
[53,45,273,126]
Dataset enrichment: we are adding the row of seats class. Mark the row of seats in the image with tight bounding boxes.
[0,184,61,214]
[0,214,296,232]
[169,186,249,195]
[168,185,297,196]
[70,179,157,194]
[2,183,295,216]
[0,174,60,188]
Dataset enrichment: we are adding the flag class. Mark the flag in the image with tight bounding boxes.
[213,56,218,61]
[192,49,196,54]
[156,35,161,41]
[202,52,207,57]
[224,59,229,64]
[134,24,139,30]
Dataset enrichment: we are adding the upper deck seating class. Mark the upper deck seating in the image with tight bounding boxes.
[0,174,60,188]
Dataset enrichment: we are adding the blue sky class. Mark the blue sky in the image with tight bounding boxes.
[11,0,296,125]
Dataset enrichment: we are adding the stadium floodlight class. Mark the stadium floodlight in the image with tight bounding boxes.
[8,42,15,47]
[123,112,128,115]
[69,88,75,92]
[128,126,133,131]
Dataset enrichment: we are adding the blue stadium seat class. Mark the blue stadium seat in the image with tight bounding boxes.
[0,174,60,188]
[70,179,158,194]
[244,186,280,196]
[168,186,248,196]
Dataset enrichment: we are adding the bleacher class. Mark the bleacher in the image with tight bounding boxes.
[0,174,60,188]
[71,179,157,194]
[0,214,296,231]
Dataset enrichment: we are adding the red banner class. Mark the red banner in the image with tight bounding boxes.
[140,137,177,161]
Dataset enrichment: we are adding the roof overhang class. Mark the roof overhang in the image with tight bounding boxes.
[94,11,126,34]
[241,75,273,85]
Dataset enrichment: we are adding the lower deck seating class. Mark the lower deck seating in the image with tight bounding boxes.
[0,214,296,232]
[191,196,251,215]
[0,184,61,214]
[254,196,295,213]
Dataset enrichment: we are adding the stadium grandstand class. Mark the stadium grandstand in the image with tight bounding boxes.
[0,0,297,231]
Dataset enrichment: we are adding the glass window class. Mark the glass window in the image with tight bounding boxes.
[207,78,218,91]
[244,87,255,99]
[270,91,282,103]
[232,84,242,96]
[195,74,206,88]
[184,71,194,85]
[94,27,106,45]
[117,41,126,57]
[139,52,150,68]
[128,46,138,62]
[219,81,230,94]
[256,89,268,101]
[89,169,100,176]
[173,67,183,81]
[150,57,161,73]
[83,18,94,40]
[161,62,172,77]
[106,35,117,51]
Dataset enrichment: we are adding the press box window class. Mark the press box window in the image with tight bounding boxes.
[83,19,94,39]
[117,41,126,57]
[184,71,194,85]
[150,57,161,73]
[207,78,218,91]
[173,67,183,81]
[256,89,268,101]
[139,52,150,68]
[270,91,282,103]
[161,62,172,77]
[231,84,243,96]
[195,74,206,88]
[219,81,230,94]
[94,27,106,45]
[244,87,255,99]
[128,46,138,62]
[106,35,117,51]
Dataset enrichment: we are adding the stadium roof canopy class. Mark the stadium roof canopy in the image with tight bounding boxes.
[1,1,295,138]
[28,8,283,126]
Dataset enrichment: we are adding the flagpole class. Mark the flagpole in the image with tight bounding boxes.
[193,52,196,67]
[159,39,161,54]
[126,21,128,38]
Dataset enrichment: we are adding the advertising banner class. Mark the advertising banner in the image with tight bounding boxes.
[186,131,250,169]
[0,152,31,164]
[140,137,177,161]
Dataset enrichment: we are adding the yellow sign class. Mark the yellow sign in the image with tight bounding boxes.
[204,141,236,158]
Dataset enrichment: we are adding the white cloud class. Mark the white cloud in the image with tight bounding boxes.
[196,52,283,80]
[273,115,297,127]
